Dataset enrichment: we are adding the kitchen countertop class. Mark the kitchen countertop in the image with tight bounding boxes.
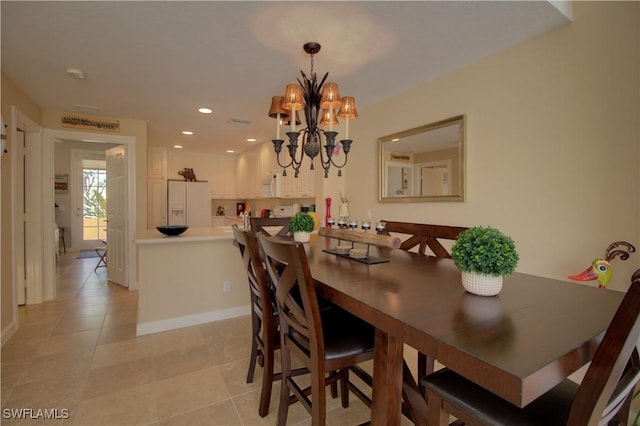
[136,226,236,244]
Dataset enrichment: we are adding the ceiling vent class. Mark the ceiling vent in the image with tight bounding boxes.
[73,104,100,113]
[230,118,251,125]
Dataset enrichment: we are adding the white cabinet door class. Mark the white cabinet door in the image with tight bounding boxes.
[147,178,167,227]
[281,170,296,198]
[210,154,235,198]
[235,154,248,198]
[296,164,316,198]
[147,147,166,179]
[246,152,260,198]
[235,151,260,199]
[260,142,278,176]
[281,165,316,198]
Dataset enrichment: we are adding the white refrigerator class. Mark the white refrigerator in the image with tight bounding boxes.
[167,180,211,227]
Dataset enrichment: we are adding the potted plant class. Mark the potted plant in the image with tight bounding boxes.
[451,226,519,296]
[289,212,315,243]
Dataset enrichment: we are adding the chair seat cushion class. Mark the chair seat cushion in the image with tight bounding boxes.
[289,305,375,361]
[322,307,375,361]
[423,368,577,426]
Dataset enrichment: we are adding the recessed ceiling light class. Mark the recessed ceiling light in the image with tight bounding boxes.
[182,131,193,135]
[247,138,257,142]
[198,107,213,114]
[391,138,400,142]
[66,67,85,79]
[226,150,235,153]
[173,145,183,149]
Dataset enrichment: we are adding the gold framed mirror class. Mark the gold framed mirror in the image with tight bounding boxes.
[378,115,465,202]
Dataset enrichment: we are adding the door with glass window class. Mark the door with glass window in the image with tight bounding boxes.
[71,150,107,251]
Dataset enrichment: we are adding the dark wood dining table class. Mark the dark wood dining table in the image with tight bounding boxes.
[304,234,625,426]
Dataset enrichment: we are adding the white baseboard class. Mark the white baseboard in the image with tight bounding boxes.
[136,305,250,336]
[1,319,18,346]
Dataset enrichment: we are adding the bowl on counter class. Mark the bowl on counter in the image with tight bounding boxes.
[156,225,189,236]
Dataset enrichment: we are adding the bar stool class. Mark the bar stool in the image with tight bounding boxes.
[94,240,107,271]
[59,227,66,253]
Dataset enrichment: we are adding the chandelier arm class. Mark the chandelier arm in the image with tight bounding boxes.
[328,139,353,170]
[288,130,306,177]
[317,137,332,178]
[329,155,349,169]
[275,152,294,170]
[272,140,294,170]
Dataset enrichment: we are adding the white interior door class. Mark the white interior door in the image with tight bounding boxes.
[421,167,444,196]
[106,145,127,287]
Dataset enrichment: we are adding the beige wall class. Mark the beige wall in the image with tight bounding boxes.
[346,1,640,291]
[42,110,148,233]
[1,73,43,337]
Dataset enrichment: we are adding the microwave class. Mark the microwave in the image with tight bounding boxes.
[261,171,282,198]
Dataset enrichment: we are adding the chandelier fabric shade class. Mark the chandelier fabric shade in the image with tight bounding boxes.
[268,96,289,119]
[320,108,339,127]
[338,96,358,119]
[267,42,357,178]
[320,82,341,109]
[282,84,305,112]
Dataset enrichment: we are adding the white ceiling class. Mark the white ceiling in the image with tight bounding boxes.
[1,1,571,155]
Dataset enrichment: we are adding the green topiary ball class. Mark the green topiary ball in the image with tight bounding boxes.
[451,226,519,276]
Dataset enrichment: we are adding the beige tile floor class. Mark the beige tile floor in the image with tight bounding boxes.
[1,252,415,426]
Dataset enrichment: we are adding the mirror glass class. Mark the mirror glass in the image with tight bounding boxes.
[379,115,465,202]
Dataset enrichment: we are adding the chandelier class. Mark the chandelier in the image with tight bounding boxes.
[268,42,357,178]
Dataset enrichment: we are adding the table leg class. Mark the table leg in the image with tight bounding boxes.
[402,360,427,425]
[371,328,404,426]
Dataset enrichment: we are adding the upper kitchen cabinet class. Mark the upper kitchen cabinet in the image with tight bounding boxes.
[235,151,260,199]
[260,142,278,175]
[281,164,316,198]
[167,150,212,183]
[210,154,235,199]
[148,146,167,179]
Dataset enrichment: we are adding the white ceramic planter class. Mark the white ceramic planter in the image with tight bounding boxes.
[461,271,503,296]
[293,232,311,243]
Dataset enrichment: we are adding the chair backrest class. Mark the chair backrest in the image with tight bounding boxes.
[568,269,640,425]
[250,217,291,237]
[380,221,468,258]
[256,233,324,363]
[232,225,276,324]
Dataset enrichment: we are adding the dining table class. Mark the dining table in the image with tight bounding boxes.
[303,234,625,426]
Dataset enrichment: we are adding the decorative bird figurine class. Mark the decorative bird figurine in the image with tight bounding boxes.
[569,241,635,288]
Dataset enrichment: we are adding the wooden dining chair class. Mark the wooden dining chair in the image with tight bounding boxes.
[422,268,640,426]
[257,233,375,426]
[379,221,468,258]
[379,221,468,392]
[250,216,291,237]
[232,225,281,417]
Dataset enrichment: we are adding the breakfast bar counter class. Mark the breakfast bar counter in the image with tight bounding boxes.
[135,226,249,336]
[136,225,236,244]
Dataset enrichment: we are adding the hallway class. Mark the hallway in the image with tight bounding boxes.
[0,252,374,425]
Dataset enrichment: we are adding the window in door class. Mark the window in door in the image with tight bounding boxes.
[82,164,107,241]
